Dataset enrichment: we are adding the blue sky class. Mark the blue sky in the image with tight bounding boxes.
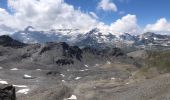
[65,0,170,27]
[0,0,11,13]
[0,0,170,34]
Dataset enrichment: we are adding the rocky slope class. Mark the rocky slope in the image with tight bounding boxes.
[0,35,132,70]
[1,35,170,100]
[0,35,139,100]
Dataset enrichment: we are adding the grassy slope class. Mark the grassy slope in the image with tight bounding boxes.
[133,50,170,79]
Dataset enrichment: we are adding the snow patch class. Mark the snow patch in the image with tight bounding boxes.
[79,70,85,72]
[0,79,8,84]
[16,89,30,94]
[111,77,115,80]
[107,61,111,64]
[0,66,3,69]
[13,85,28,88]
[126,82,129,85]
[10,68,19,71]
[153,37,157,40]
[36,69,41,71]
[94,64,99,67]
[23,74,35,79]
[75,77,81,80]
[60,74,65,77]
[67,95,77,100]
[62,80,65,83]
[24,74,32,78]
[84,65,89,68]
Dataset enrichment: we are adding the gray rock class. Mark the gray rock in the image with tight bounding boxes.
[0,84,16,100]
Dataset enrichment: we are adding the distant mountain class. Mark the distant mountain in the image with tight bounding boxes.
[135,32,170,47]
[11,26,80,43]
[140,32,169,40]
[9,26,170,49]
[119,33,138,41]
[75,28,117,49]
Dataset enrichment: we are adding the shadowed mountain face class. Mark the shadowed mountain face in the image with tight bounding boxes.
[0,35,26,48]
[0,35,132,71]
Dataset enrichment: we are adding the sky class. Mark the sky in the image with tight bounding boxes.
[65,0,170,26]
[0,0,170,35]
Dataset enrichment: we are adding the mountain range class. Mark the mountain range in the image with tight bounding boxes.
[9,26,170,49]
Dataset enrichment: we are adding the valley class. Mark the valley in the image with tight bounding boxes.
[0,35,170,100]
[1,0,170,99]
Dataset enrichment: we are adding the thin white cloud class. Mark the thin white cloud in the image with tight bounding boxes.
[89,12,99,19]
[119,11,125,15]
[97,0,117,12]
[144,18,170,33]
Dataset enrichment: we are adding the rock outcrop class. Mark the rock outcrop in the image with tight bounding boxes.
[0,84,16,100]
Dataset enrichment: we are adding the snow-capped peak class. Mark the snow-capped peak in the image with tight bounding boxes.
[9,26,170,49]
[25,26,35,32]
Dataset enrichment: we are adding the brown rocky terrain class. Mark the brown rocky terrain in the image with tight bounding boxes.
[0,35,170,100]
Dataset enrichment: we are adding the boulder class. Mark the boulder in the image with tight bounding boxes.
[0,84,16,100]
